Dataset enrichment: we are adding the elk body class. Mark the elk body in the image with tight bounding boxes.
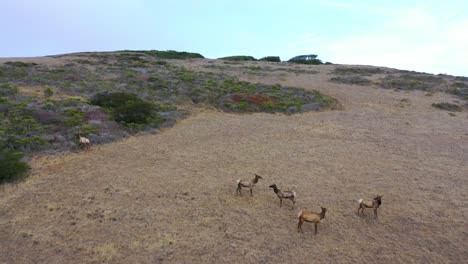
[297,206,327,235]
[269,184,296,209]
[236,174,263,196]
[357,195,382,219]
[76,133,91,150]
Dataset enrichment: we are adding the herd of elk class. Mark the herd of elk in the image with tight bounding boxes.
[236,174,383,236]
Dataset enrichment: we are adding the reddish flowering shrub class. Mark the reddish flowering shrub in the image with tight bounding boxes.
[228,93,277,106]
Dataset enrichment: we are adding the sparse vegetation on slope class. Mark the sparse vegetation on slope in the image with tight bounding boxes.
[288,54,323,65]
[219,55,257,61]
[333,67,384,76]
[259,56,281,62]
[0,50,338,183]
[0,149,29,184]
[431,102,462,112]
[330,76,373,86]
[380,74,444,91]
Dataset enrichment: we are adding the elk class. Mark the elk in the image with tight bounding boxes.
[269,184,296,208]
[236,174,263,196]
[297,206,327,235]
[357,195,382,219]
[76,132,91,150]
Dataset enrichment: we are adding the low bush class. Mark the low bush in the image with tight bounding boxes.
[64,108,86,127]
[113,100,158,124]
[219,56,257,61]
[259,56,281,62]
[333,67,384,75]
[380,74,444,91]
[288,55,323,65]
[432,102,462,112]
[120,50,204,59]
[448,88,468,100]
[91,92,162,125]
[4,61,38,67]
[329,76,372,86]
[44,86,54,98]
[1,102,46,151]
[0,83,19,96]
[0,150,29,184]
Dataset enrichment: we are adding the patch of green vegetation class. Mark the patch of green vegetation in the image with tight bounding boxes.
[0,83,19,96]
[432,102,462,112]
[193,80,338,113]
[452,82,466,88]
[288,55,323,65]
[44,86,54,98]
[175,68,195,83]
[259,56,281,62]
[380,74,444,91]
[80,124,100,135]
[64,108,86,127]
[0,150,29,184]
[455,76,468,81]
[4,61,38,67]
[90,92,164,126]
[119,50,204,59]
[0,101,46,151]
[448,88,468,100]
[333,67,384,75]
[329,76,372,86]
[219,56,257,61]
[153,61,170,66]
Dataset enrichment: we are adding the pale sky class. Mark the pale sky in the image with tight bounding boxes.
[1,0,467,76]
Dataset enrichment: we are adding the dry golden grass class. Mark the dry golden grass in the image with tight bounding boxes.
[0,57,467,263]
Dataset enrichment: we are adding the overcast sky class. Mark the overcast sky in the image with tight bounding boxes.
[1,0,467,76]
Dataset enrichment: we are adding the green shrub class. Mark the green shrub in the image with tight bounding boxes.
[380,74,444,91]
[219,56,257,61]
[259,56,281,62]
[113,100,158,124]
[80,124,99,135]
[44,86,54,98]
[1,102,46,151]
[448,88,468,100]
[288,55,323,65]
[91,92,141,108]
[119,50,204,59]
[0,150,29,184]
[64,108,85,127]
[0,83,19,96]
[4,61,38,67]
[333,67,384,75]
[91,92,162,125]
[330,76,372,85]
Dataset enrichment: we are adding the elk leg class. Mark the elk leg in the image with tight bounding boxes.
[297,219,304,233]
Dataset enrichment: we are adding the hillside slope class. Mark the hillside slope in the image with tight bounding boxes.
[0,54,467,263]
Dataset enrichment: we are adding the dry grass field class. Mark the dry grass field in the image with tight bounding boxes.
[1,57,467,263]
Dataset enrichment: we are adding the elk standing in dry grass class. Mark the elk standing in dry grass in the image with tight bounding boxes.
[269,184,296,209]
[357,195,382,219]
[236,174,263,196]
[297,206,327,235]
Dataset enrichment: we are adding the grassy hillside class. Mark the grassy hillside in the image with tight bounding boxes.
[0,52,338,155]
